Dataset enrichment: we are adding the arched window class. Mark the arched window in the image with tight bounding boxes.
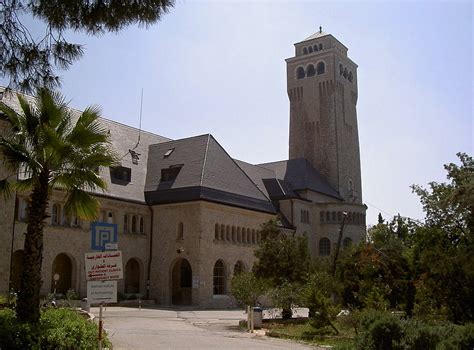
[234,261,244,275]
[215,224,220,240]
[348,71,353,82]
[303,47,308,55]
[237,227,241,243]
[317,62,325,75]
[307,64,316,77]
[52,204,60,225]
[296,67,305,80]
[123,214,129,233]
[343,237,353,248]
[213,260,226,295]
[177,222,184,240]
[343,67,348,78]
[131,215,137,233]
[320,211,325,223]
[319,43,323,50]
[256,230,261,243]
[139,217,144,233]
[107,211,113,224]
[332,211,337,222]
[326,211,331,222]
[226,225,230,241]
[319,237,331,256]
[338,211,342,222]
[340,64,343,75]
[232,226,236,243]
[308,46,313,53]
[314,45,318,52]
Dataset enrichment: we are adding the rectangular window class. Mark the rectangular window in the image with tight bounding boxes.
[110,166,131,184]
[300,209,310,224]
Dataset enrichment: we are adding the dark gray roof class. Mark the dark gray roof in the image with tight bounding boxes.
[258,158,341,200]
[304,30,329,41]
[234,159,275,199]
[0,87,170,203]
[145,134,276,213]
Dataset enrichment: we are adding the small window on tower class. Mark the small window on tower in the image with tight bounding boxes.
[343,67,348,78]
[348,71,353,82]
[296,67,305,80]
[307,64,316,77]
[319,43,323,50]
[308,46,313,53]
[317,62,325,75]
[303,47,308,55]
[314,45,318,52]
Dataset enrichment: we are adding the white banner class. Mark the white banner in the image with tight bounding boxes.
[85,251,123,281]
[87,281,117,304]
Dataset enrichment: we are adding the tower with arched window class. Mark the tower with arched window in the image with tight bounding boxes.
[287,29,362,204]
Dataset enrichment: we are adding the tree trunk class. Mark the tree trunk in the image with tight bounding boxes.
[16,173,49,323]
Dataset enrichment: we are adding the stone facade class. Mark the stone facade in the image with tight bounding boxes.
[0,30,367,307]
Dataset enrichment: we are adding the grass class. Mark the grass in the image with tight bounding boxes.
[264,319,356,349]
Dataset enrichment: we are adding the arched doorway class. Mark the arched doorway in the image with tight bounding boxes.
[51,253,73,295]
[125,258,141,294]
[10,250,24,292]
[171,258,192,305]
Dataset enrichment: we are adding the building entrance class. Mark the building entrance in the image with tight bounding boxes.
[171,258,192,305]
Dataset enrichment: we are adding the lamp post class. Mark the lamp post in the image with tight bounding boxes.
[331,212,348,277]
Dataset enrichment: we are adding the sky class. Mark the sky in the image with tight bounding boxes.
[3,1,473,225]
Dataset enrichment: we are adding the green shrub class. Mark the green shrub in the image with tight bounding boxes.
[355,310,403,350]
[438,323,474,350]
[401,320,441,350]
[0,307,111,350]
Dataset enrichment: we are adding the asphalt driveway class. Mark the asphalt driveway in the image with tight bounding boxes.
[91,306,318,350]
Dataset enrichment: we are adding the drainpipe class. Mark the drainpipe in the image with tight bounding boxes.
[146,204,154,300]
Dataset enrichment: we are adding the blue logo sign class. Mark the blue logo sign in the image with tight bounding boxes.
[91,222,118,251]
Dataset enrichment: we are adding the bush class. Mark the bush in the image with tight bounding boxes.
[0,307,111,350]
[355,310,403,350]
[270,281,303,319]
[438,323,474,350]
[230,272,268,307]
[401,320,441,350]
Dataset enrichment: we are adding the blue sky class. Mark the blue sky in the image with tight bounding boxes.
[4,1,472,225]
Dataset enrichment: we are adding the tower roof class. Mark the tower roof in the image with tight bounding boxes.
[303,30,329,41]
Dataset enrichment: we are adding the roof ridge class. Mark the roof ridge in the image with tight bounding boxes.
[200,134,211,186]
[209,136,272,201]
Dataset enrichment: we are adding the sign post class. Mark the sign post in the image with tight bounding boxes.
[86,222,120,350]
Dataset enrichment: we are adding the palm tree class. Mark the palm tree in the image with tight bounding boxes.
[0,88,117,323]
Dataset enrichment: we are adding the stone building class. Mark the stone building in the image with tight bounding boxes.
[0,29,366,307]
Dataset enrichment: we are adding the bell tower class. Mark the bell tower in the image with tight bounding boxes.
[286,28,362,203]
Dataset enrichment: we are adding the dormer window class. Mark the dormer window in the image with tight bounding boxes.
[161,165,182,182]
[110,166,131,183]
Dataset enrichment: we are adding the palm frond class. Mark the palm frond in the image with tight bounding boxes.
[64,188,100,220]
[0,178,13,199]
[0,101,22,131]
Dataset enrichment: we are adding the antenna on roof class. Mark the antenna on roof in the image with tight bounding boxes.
[128,88,143,164]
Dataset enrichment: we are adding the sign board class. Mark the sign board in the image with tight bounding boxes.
[91,222,118,251]
[192,276,200,289]
[105,242,118,251]
[87,281,117,304]
[85,251,123,281]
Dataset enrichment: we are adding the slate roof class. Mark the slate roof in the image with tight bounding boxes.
[258,158,342,200]
[303,30,329,41]
[144,134,276,213]
[0,87,170,203]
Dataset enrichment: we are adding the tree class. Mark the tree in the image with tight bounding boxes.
[0,89,117,323]
[230,272,268,308]
[410,153,473,323]
[253,220,311,318]
[1,0,174,92]
[253,220,311,286]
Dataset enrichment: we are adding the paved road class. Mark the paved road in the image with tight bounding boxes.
[92,306,319,350]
